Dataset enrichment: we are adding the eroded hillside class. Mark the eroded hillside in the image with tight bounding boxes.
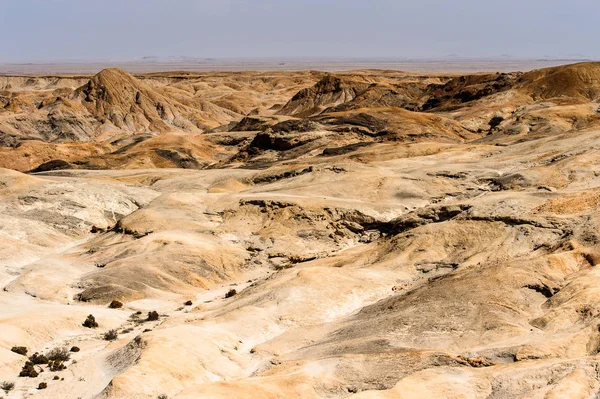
[2,63,600,399]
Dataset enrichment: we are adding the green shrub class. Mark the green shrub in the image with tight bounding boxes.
[225,289,237,298]
[104,329,118,341]
[48,360,66,372]
[10,346,27,356]
[53,375,60,380]
[184,300,193,306]
[109,300,123,309]
[147,311,159,321]
[82,314,98,328]
[19,361,39,378]
[70,346,80,353]
[38,382,47,390]
[489,116,504,129]
[29,353,49,365]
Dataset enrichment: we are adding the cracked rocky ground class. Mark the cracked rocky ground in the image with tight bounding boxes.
[2,64,600,398]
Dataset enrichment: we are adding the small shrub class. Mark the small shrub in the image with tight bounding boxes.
[108,300,123,309]
[49,360,67,372]
[121,328,133,334]
[143,329,152,333]
[53,375,60,380]
[29,353,49,365]
[19,361,39,378]
[1,381,14,393]
[46,347,70,362]
[82,314,98,328]
[579,304,596,319]
[70,346,80,353]
[11,346,27,356]
[104,329,118,341]
[225,289,237,299]
[158,394,168,399]
[38,382,47,390]
[147,311,159,321]
[184,300,193,306]
[489,116,504,129]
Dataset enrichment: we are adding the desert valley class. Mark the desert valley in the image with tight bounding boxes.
[1,61,600,398]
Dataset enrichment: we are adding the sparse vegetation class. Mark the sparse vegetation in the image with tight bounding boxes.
[184,300,193,306]
[147,310,159,321]
[38,382,47,390]
[19,361,39,378]
[53,375,60,380]
[225,289,237,298]
[11,346,27,356]
[70,346,80,352]
[46,347,70,362]
[109,300,123,309]
[83,314,99,328]
[158,394,168,399]
[1,382,14,393]
[578,304,596,319]
[104,329,119,341]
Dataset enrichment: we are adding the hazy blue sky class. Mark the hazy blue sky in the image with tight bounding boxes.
[1,0,598,62]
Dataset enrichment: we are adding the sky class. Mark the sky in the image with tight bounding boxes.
[1,0,598,62]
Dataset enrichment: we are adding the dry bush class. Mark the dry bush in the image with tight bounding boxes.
[1,381,14,393]
[46,347,70,362]
[10,346,27,356]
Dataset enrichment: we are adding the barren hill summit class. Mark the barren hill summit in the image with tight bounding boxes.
[75,67,238,135]
[517,61,600,102]
[75,67,189,133]
[278,75,373,117]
